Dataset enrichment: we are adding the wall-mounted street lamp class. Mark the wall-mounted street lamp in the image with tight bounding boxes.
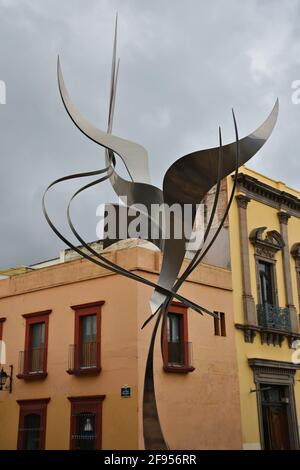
[0,365,13,393]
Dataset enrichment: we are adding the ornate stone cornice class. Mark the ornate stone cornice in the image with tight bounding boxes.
[235,323,300,348]
[248,358,300,373]
[233,173,300,218]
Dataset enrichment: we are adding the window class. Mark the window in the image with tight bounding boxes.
[163,303,194,373]
[68,302,104,375]
[17,398,50,450]
[214,312,226,336]
[17,310,51,379]
[80,314,97,368]
[258,260,276,307]
[167,314,183,366]
[68,396,105,450]
[29,322,45,372]
[0,317,6,341]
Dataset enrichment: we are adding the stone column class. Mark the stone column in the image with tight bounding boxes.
[236,194,257,325]
[277,211,298,332]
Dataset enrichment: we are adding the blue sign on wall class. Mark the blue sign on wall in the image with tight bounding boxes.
[121,385,131,397]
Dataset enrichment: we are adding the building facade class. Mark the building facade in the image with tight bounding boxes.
[227,167,300,450]
[0,244,242,450]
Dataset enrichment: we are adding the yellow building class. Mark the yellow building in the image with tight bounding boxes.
[227,166,300,450]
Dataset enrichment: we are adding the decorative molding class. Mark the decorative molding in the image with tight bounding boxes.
[291,243,300,268]
[291,243,300,259]
[278,211,291,225]
[16,397,51,406]
[248,357,300,373]
[67,395,106,403]
[260,330,286,347]
[235,323,300,348]
[22,309,52,319]
[235,194,251,209]
[70,301,105,311]
[235,323,259,343]
[234,173,300,218]
[249,227,284,259]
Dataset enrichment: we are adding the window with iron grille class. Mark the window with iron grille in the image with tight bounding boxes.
[68,396,105,450]
[71,412,97,450]
[17,398,50,450]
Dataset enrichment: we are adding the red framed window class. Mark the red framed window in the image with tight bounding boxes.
[68,302,104,375]
[214,311,226,336]
[68,395,105,450]
[17,310,51,379]
[17,398,50,450]
[0,318,6,365]
[163,302,194,373]
[0,317,6,340]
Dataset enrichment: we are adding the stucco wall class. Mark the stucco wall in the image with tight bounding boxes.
[0,246,241,450]
[136,264,242,450]
[0,257,139,450]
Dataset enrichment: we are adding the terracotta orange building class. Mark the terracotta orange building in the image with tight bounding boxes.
[0,242,242,449]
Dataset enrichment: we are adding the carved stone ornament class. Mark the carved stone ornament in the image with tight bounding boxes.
[235,194,251,209]
[291,243,300,268]
[249,227,284,259]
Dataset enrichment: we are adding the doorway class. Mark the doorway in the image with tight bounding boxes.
[261,384,291,450]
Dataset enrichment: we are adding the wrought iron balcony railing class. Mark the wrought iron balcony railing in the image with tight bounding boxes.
[257,304,291,331]
[165,341,193,370]
[18,348,46,376]
[68,342,100,374]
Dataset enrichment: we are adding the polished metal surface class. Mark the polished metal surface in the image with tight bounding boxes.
[149,100,279,314]
[43,17,279,450]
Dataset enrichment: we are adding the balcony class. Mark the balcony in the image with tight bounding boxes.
[17,348,47,380]
[257,304,291,332]
[67,342,101,376]
[163,341,194,373]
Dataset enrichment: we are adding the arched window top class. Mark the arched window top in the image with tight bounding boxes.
[291,243,300,260]
[249,227,284,260]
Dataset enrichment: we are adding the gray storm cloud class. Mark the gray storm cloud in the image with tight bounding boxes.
[0,0,299,267]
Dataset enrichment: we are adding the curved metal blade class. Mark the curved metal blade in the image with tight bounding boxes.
[149,100,279,313]
[57,56,151,184]
[163,99,279,205]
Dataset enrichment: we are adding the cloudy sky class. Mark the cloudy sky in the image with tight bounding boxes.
[0,0,300,268]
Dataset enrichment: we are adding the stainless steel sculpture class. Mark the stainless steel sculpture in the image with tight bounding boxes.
[43,17,279,449]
